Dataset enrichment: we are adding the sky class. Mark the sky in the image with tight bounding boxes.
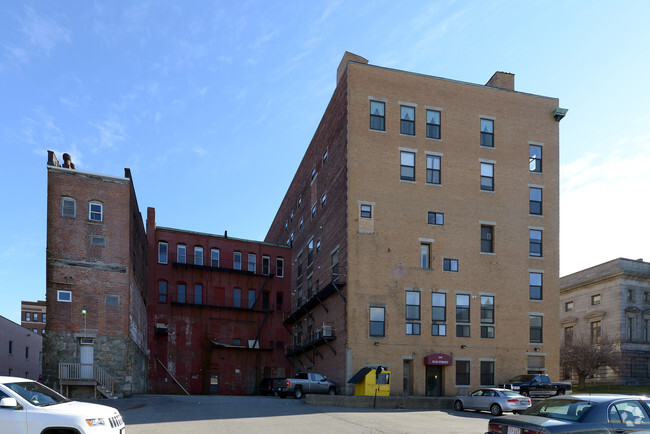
[1,0,649,325]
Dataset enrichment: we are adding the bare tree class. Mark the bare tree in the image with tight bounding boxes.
[560,333,621,390]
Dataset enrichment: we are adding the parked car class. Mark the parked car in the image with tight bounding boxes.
[486,394,650,433]
[257,377,283,396]
[0,376,126,434]
[454,388,531,416]
[500,374,572,397]
[274,372,336,398]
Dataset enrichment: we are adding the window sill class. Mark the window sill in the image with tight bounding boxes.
[425,137,442,142]
[426,183,442,187]
[400,179,416,184]
[480,189,496,194]
[529,214,544,218]
[399,133,416,138]
[369,129,386,133]
[480,252,496,256]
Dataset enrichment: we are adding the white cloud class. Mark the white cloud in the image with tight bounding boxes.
[90,117,128,149]
[560,141,650,275]
[4,6,71,64]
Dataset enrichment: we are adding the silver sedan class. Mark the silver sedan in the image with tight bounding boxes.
[453,388,531,416]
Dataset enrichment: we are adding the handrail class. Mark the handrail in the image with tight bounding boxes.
[155,357,190,395]
[59,363,115,397]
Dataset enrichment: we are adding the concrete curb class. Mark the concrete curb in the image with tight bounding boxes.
[305,394,455,409]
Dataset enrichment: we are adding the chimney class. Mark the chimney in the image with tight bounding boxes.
[485,72,515,91]
[337,51,368,85]
[47,150,61,167]
[62,153,76,170]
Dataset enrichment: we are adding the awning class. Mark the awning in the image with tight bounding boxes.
[423,353,453,366]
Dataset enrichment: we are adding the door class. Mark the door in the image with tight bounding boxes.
[403,360,413,396]
[209,375,219,395]
[426,366,443,397]
[79,344,93,379]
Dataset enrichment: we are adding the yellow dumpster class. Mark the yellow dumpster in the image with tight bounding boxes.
[348,366,391,396]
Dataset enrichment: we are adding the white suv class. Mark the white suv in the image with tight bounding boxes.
[0,376,126,433]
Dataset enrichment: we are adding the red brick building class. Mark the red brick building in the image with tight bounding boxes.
[21,300,47,336]
[44,151,148,397]
[146,207,292,395]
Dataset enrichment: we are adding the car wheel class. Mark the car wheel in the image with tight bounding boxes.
[556,389,565,396]
[490,403,502,416]
[293,387,303,399]
[328,387,336,396]
[520,391,529,397]
[513,410,520,415]
[453,400,464,412]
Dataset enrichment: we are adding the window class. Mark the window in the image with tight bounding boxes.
[262,256,270,275]
[193,246,203,266]
[369,307,385,337]
[262,291,270,311]
[628,289,635,302]
[158,242,168,264]
[43,313,46,323]
[590,320,601,343]
[645,319,650,343]
[420,243,431,269]
[627,316,634,340]
[311,204,316,218]
[316,240,321,253]
[177,283,186,303]
[276,292,283,312]
[480,361,495,386]
[89,202,103,221]
[158,281,167,303]
[323,150,328,163]
[480,119,494,147]
[432,323,446,336]
[481,296,495,339]
[443,258,458,272]
[307,240,314,266]
[564,326,573,343]
[456,294,470,323]
[105,295,119,306]
[331,249,340,282]
[360,204,372,218]
[25,347,29,359]
[276,258,284,278]
[530,272,543,300]
[25,312,31,322]
[591,294,601,305]
[90,236,105,247]
[530,315,543,343]
[370,100,385,131]
[194,284,202,304]
[57,290,71,302]
[33,313,38,322]
[529,187,542,215]
[298,197,302,208]
[233,252,241,270]
[529,145,542,172]
[233,288,241,308]
[480,162,494,191]
[456,360,470,385]
[406,322,420,335]
[406,291,420,320]
[400,105,415,135]
[565,301,574,312]
[8,341,13,354]
[177,244,186,264]
[432,293,446,322]
[426,109,441,139]
[311,168,316,181]
[321,193,327,207]
[299,218,303,229]
[61,197,76,217]
[211,249,220,267]
[248,289,255,308]
[529,229,542,257]
[428,212,444,226]
[400,151,415,181]
[248,253,256,272]
[481,225,494,253]
[426,155,441,185]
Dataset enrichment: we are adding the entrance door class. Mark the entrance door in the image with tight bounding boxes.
[402,360,413,396]
[79,344,93,379]
[209,375,219,395]
[426,365,443,397]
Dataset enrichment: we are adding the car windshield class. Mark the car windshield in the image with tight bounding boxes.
[525,399,595,422]
[5,381,70,407]
[508,375,534,382]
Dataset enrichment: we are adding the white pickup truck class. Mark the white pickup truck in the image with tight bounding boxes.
[0,376,126,434]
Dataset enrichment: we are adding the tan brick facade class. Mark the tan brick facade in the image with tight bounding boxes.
[267,53,562,396]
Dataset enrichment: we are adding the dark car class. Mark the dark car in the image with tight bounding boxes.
[486,394,650,433]
[257,378,282,396]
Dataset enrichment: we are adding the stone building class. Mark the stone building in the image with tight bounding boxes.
[43,151,148,397]
[265,52,565,396]
[0,315,42,380]
[21,300,47,336]
[146,207,292,395]
[560,258,650,385]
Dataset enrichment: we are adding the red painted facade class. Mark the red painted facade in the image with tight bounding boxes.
[146,207,292,395]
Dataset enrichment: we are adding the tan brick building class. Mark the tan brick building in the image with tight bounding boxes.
[266,52,565,396]
[560,258,650,385]
[43,151,148,397]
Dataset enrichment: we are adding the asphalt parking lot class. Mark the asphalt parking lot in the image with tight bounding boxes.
[101,394,493,433]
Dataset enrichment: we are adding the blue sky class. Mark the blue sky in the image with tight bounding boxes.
[1,1,649,324]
